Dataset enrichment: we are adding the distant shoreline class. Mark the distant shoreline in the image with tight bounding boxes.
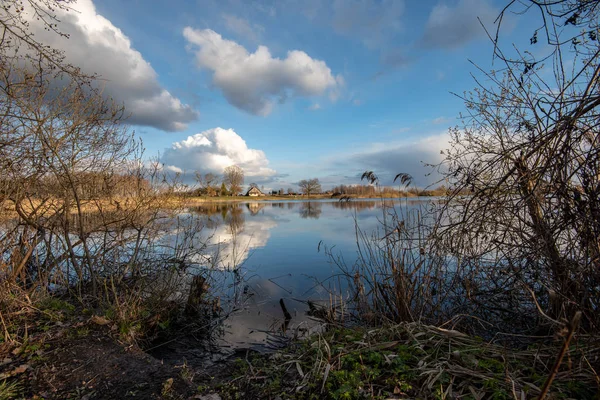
[180,193,440,204]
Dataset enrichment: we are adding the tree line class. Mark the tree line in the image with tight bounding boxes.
[193,165,244,196]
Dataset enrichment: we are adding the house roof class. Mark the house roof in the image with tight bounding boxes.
[245,186,263,195]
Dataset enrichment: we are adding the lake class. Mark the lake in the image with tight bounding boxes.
[185,198,432,351]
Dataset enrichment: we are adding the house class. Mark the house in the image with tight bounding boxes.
[246,186,265,197]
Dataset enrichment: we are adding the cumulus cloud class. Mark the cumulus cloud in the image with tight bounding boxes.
[23,0,197,131]
[421,0,498,49]
[309,103,322,111]
[161,127,276,179]
[183,28,342,116]
[332,0,405,48]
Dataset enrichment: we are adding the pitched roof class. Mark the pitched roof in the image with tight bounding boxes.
[245,186,263,195]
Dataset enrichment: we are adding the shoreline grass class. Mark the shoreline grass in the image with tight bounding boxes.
[201,322,599,399]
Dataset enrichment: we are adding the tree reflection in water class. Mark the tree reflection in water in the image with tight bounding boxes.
[299,202,322,219]
[225,206,245,235]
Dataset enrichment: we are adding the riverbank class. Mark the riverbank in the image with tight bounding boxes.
[0,192,434,221]
[180,192,439,204]
[2,294,598,399]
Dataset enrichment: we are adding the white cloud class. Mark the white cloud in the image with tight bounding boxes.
[22,0,197,131]
[222,14,264,44]
[183,28,342,116]
[164,165,184,174]
[161,127,276,179]
[309,103,322,111]
[421,0,498,49]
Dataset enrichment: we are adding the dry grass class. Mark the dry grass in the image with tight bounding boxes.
[0,194,182,220]
[208,322,600,399]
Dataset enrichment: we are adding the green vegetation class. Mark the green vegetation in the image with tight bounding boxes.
[0,380,21,400]
[202,323,599,399]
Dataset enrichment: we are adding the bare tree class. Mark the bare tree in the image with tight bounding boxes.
[223,165,244,196]
[0,0,205,326]
[298,178,321,197]
[194,171,203,193]
[434,0,600,329]
[0,1,87,81]
[195,172,219,196]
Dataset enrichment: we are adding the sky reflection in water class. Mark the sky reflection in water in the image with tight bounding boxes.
[189,198,428,349]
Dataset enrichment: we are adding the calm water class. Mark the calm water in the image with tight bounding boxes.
[187,198,430,350]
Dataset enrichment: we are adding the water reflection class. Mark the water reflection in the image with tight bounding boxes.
[246,202,266,215]
[299,202,322,219]
[190,203,277,270]
[185,198,434,349]
[224,205,245,234]
[331,199,382,211]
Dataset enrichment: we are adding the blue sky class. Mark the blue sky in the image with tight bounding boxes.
[31,0,536,190]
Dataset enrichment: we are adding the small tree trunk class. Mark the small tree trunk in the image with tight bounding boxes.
[515,158,568,317]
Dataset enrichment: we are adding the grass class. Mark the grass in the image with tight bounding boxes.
[202,322,600,399]
[0,380,21,400]
[0,281,189,350]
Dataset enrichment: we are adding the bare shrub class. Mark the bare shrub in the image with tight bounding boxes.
[0,0,215,346]
[339,2,600,337]
[433,1,600,332]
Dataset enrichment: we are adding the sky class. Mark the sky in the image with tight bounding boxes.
[25,0,536,190]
